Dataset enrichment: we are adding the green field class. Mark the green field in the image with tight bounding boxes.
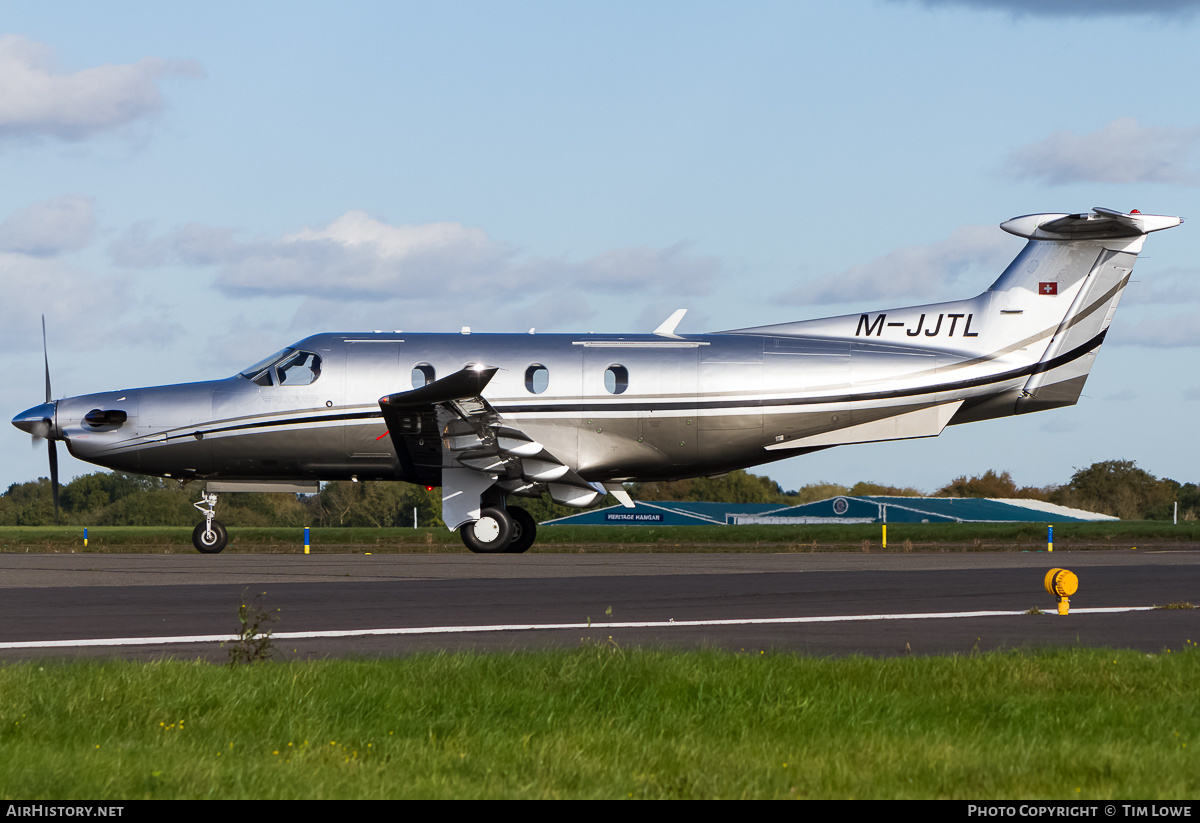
[1,521,1197,554]
[1,646,1197,799]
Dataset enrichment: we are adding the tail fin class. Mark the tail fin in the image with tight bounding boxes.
[995,208,1182,412]
[725,207,1181,420]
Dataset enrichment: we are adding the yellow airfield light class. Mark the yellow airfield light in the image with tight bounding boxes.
[1044,568,1079,615]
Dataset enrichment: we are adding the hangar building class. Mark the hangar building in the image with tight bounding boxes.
[730,496,1117,524]
[541,501,780,526]
[542,496,1115,526]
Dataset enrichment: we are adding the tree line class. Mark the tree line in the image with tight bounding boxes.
[0,459,1196,528]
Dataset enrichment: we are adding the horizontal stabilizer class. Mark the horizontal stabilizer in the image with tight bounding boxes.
[1001,208,1182,241]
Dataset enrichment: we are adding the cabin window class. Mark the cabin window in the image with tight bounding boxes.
[525,364,549,394]
[604,364,628,395]
[412,363,436,388]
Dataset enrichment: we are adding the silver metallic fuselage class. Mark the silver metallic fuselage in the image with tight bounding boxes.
[46,314,1052,486]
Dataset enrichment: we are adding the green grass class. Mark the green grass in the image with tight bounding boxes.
[1,520,1197,554]
[1,646,1198,799]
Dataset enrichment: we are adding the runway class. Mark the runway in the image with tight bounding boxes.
[0,550,1197,661]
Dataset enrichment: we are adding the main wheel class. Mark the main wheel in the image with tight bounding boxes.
[459,507,513,554]
[505,506,537,554]
[192,520,228,554]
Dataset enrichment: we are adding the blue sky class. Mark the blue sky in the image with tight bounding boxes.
[2,0,1198,496]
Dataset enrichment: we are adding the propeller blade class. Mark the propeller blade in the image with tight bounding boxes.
[42,315,52,404]
[40,316,59,524]
[48,437,60,526]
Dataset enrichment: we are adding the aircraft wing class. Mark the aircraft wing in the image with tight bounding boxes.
[379,366,607,529]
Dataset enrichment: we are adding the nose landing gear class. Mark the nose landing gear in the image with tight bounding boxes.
[192,492,228,553]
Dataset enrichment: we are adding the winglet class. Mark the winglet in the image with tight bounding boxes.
[654,308,688,339]
[380,365,498,407]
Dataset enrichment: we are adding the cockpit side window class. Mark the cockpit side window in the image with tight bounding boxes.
[240,348,322,387]
[277,350,322,386]
[240,349,287,385]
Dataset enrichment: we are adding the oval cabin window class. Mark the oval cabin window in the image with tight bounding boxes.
[604,365,628,395]
[525,364,549,394]
[412,364,435,389]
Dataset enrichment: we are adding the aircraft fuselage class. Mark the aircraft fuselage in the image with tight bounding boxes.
[52,322,1033,485]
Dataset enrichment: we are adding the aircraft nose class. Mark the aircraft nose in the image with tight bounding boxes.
[12,401,57,437]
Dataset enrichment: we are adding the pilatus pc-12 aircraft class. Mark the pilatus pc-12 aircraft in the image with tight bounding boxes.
[13,207,1182,554]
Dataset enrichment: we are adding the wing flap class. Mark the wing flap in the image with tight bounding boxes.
[378,365,613,526]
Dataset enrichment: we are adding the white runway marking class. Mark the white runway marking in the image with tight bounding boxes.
[0,606,1157,650]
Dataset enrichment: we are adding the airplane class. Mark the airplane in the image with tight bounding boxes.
[12,207,1182,554]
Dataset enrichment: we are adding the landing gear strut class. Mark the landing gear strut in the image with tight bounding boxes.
[192,492,228,554]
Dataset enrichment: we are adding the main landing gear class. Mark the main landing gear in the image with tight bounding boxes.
[192,492,228,554]
[188,490,536,555]
[459,505,537,554]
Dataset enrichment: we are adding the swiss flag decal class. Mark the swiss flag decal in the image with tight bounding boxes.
[1039,282,1058,295]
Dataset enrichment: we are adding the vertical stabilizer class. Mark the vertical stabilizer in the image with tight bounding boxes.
[997,208,1182,413]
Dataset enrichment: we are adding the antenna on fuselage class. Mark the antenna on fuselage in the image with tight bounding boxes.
[653,309,688,339]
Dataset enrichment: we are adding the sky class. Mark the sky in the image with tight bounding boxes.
[2,0,1198,497]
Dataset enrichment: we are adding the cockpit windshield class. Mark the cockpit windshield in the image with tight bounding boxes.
[239,348,322,387]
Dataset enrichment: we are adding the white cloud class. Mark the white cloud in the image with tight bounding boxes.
[898,0,1200,18]
[778,225,1020,305]
[214,212,522,301]
[0,253,129,352]
[1039,417,1080,434]
[1120,266,1200,305]
[108,211,720,332]
[0,35,202,141]
[0,195,95,255]
[1113,313,1200,347]
[1003,118,1200,186]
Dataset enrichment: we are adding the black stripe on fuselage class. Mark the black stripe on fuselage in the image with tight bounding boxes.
[495,329,1108,414]
[166,409,384,441]
[173,330,1106,438]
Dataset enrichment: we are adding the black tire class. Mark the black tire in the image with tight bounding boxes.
[505,506,537,553]
[459,507,513,554]
[192,520,228,554]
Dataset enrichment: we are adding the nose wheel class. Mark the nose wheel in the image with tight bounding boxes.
[192,520,228,554]
[192,492,228,554]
